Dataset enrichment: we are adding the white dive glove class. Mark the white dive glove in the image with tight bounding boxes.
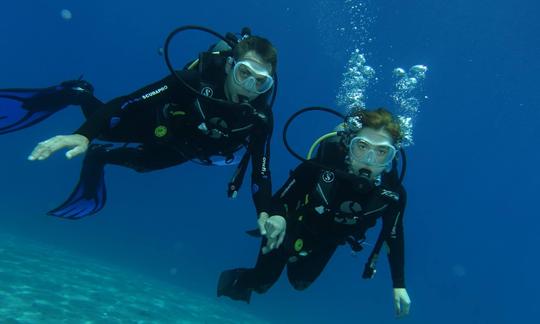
[257,213,286,254]
[393,288,411,318]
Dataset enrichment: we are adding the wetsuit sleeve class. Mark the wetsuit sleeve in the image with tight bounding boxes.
[248,125,272,215]
[382,186,407,288]
[74,72,192,141]
[270,162,319,217]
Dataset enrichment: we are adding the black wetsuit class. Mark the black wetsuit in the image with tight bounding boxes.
[74,66,273,215]
[218,142,406,302]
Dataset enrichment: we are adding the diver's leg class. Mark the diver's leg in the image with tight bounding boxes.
[0,79,100,134]
[91,143,189,172]
[48,143,188,219]
[217,239,289,303]
[286,243,337,291]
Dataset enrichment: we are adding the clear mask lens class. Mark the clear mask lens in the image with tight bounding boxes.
[232,60,274,94]
[349,137,396,167]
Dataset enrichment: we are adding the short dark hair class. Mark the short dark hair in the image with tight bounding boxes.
[232,36,277,73]
[350,107,403,143]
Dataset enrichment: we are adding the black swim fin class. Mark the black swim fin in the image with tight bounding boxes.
[217,269,252,303]
[0,80,94,135]
[47,148,106,219]
[245,228,262,237]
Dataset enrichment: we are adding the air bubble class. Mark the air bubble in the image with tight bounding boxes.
[60,9,72,20]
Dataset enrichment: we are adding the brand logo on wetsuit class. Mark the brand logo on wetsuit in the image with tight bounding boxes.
[322,171,335,183]
[381,189,399,201]
[261,157,267,174]
[141,85,168,100]
[201,86,214,97]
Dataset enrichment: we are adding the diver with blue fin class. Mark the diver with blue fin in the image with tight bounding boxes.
[217,107,412,318]
[0,26,277,220]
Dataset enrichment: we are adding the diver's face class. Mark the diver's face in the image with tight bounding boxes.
[224,51,274,103]
[348,127,396,179]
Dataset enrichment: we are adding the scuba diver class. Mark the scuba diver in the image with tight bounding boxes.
[217,108,412,318]
[0,27,277,220]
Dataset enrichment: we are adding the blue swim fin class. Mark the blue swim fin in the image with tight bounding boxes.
[47,154,106,220]
[0,80,94,135]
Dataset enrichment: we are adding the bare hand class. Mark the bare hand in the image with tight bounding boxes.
[28,134,89,161]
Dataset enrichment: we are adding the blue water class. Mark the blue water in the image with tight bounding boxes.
[1,0,538,323]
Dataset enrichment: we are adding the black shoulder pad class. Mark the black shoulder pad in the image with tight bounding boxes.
[315,140,347,168]
[198,52,228,78]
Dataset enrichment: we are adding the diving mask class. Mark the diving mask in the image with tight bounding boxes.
[349,136,396,167]
[232,59,274,94]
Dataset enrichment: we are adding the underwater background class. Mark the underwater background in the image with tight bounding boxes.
[0,0,538,323]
